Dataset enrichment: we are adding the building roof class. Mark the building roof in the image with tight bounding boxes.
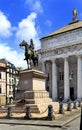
[0,58,8,64]
[40,20,82,40]
[0,58,17,70]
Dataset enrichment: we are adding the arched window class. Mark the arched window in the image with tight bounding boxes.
[0,85,1,93]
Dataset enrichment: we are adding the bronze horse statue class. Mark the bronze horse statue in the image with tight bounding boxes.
[19,39,38,69]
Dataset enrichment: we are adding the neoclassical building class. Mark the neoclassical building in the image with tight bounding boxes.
[38,9,82,101]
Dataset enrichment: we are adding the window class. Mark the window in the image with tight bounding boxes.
[9,91,12,95]
[12,78,14,84]
[0,72,1,79]
[0,85,1,93]
[47,73,49,81]
[9,74,11,77]
[9,69,11,73]
[9,79,11,84]
[9,86,11,89]
[59,72,64,81]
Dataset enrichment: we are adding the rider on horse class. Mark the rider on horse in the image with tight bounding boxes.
[24,39,34,60]
[19,39,38,68]
[29,39,34,55]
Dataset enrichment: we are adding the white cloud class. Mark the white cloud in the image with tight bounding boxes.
[25,0,43,13]
[32,1,43,13]
[16,12,41,49]
[0,11,41,68]
[45,20,52,27]
[0,43,27,68]
[0,11,12,37]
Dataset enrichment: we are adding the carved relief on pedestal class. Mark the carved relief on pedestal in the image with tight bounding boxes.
[34,91,49,98]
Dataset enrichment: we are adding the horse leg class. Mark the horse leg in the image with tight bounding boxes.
[26,60,29,69]
[28,59,30,69]
[34,58,38,67]
[29,60,31,68]
[26,58,30,69]
[34,59,36,67]
[37,58,38,66]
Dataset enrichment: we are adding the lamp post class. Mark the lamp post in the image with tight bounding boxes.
[80,106,82,130]
[13,84,17,100]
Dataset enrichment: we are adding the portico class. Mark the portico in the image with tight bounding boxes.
[41,54,82,101]
[38,9,82,101]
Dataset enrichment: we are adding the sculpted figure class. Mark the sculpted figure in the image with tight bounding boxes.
[19,39,38,69]
[29,39,34,54]
[72,8,78,21]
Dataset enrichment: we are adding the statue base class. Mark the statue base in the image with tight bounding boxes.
[15,69,59,113]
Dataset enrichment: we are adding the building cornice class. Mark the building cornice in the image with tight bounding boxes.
[39,41,82,54]
[40,21,82,40]
[40,49,82,62]
[39,42,82,63]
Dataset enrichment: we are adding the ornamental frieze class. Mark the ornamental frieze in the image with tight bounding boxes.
[41,43,82,58]
[41,29,82,50]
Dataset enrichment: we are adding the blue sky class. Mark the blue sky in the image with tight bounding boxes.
[0,0,82,68]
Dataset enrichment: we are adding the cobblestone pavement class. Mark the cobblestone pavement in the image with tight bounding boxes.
[0,117,80,130]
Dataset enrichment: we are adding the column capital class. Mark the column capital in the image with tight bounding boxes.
[41,60,45,63]
[63,56,69,60]
[76,55,82,58]
[51,59,56,63]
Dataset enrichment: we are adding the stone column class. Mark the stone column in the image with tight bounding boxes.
[52,60,57,101]
[77,55,82,98]
[64,57,70,99]
[42,61,45,72]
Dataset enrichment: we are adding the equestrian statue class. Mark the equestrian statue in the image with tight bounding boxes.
[19,39,38,69]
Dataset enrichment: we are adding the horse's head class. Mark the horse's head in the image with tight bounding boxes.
[19,40,28,47]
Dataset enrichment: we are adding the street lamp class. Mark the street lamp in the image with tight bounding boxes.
[13,84,17,100]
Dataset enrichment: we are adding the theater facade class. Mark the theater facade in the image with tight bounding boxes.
[38,9,82,101]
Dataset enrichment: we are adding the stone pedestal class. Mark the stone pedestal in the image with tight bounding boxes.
[16,69,59,113]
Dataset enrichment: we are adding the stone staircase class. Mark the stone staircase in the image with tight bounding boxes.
[15,97,59,114]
